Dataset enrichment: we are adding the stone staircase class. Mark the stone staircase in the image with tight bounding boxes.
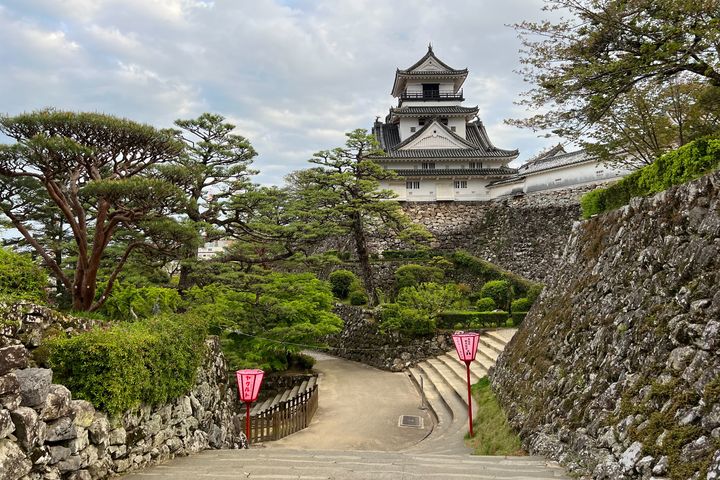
[250,376,317,416]
[405,328,518,455]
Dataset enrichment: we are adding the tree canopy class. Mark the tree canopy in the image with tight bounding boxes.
[511,0,720,162]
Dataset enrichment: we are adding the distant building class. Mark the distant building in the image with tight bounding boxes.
[370,46,630,201]
[197,238,234,260]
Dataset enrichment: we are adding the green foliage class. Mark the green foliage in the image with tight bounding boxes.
[47,315,207,415]
[510,311,528,326]
[377,303,434,336]
[468,377,523,455]
[476,297,497,312]
[511,297,532,313]
[437,311,479,329]
[470,312,510,329]
[100,283,181,320]
[348,290,368,306]
[396,283,463,319]
[381,250,442,260]
[328,270,358,299]
[394,264,445,289]
[450,250,536,295]
[287,352,316,371]
[581,137,720,218]
[185,270,342,372]
[526,284,543,304]
[479,280,512,311]
[0,248,47,302]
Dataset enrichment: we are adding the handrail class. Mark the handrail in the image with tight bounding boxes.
[244,384,319,443]
[400,90,464,100]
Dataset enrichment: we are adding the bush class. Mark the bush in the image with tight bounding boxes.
[511,311,528,326]
[437,310,479,329]
[381,250,439,260]
[288,352,316,371]
[328,270,358,299]
[479,280,512,311]
[48,314,208,415]
[476,297,497,312]
[450,250,535,295]
[581,137,720,218]
[394,264,444,289]
[348,290,368,305]
[470,311,509,328]
[101,283,181,320]
[0,248,47,302]
[511,297,532,312]
[378,303,435,336]
[526,284,544,303]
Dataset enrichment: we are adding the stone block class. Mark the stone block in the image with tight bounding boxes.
[0,373,18,395]
[107,427,126,446]
[0,438,32,480]
[48,445,71,465]
[14,368,52,407]
[70,400,95,428]
[0,346,28,376]
[10,406,46,449]
[56,454,82,473]
[39,384,72,421]
[88,415,110,445]
[66,470,91,480]
[0,409,14,439]
[67,428,89,455]
[45,417,77,442]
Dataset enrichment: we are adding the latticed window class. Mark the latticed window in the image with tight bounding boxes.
[469,162,483,169]
[421,162,435,170]
[406,181,421,189]
[454,180,468,189]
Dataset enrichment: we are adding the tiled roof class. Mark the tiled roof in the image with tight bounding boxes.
[377,149,518,159]
[389,106,478,117]
[392,167,517,176]
[518,149,591,174]
[372,123,401,151]
[399,45,466,74]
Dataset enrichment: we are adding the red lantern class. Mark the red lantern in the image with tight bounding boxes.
[452,331,479,436]
[236,369,264,444]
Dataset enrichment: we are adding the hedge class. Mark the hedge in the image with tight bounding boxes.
[48,315,208,415]
[470,311,510,328]
[0,248,47,302]
[438,310,510,329]
[450,250,538,295]
[581,137,720,218]
[511,311,528,326]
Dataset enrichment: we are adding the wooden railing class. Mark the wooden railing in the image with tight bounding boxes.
[245,384,319,443]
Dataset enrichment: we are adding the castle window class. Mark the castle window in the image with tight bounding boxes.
[422,83,440,98]
[469,162,483,169]
[406,181,420,189]
[454,180,468,189]
[440,118,448,125]
[410,126,416,132]
[419,118,427,126]
[421,162,435,170]
[450,126,456,132]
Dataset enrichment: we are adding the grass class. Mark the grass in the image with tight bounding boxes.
[465,377,525,455]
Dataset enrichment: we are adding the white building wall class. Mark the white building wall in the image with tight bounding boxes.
[521,162,628,193]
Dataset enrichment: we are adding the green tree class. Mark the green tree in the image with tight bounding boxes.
[288,129,431,305]
[159,113,257,290]
[0,247,48,301]
[396,283,463,320]
[479,280,512,311]
[0,110,190,311]
[511,0,720,157]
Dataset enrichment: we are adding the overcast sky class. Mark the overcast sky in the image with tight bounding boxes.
[0,0,556,185]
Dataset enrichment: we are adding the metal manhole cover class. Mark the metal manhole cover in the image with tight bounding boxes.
[398,415,424,429]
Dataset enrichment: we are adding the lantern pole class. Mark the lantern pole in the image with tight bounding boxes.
[245,402,251,441]
[236,369,265,446]
[464,360,473,437]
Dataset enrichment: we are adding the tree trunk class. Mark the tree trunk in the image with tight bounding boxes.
[351,212,378,306]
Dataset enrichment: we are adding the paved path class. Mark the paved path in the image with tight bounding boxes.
[123,351,569,479]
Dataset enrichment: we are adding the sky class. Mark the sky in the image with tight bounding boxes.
[0,0,556,186]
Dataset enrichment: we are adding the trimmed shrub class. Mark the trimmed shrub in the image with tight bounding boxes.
[476,297,497,312]
[450,250,536,295]
[0,248,47,302]
[511,311,528,326]
[581,137,720,218]
[470,311,509,328]
[395,264,444,289]
[437,310,479,329]
[378,303,435,336]
[328,270,358,299]
[526,284,544,303]
[348,290,368,305]
[479,280,512,311]
[101,283,181,320]
[48,314,208,414]
[511,297,532,313]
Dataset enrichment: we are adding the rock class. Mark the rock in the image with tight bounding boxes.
[88,415,110,444]
[66,471,91,480]
[39,385,72,421]
[707,450,720,480]
[45,417,77,442]
[70,400,95,428]
[0,438,32,480]
[0,409,14,439]
[681,435,711,461]
[56,454,82,473]
[652,456,669,476]
[10,406,46,449]
[619,441,643,472]
[67,428,89,454]
[108,427,126,445]
[0,373,18,395]
[48,445,71,464]
[667,346,695,372]
[14,368,52,407]
[0,346,28,376]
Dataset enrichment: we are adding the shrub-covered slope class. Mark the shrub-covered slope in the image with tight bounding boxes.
[492,171,720,479]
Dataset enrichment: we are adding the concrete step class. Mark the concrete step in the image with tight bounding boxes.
[307,376,317,390]
[479,335,505,357]
[121,448,571,479]
[486,328,516,346]
[298,379,309,394]
[435,353,480,385]
[425,358,475,411]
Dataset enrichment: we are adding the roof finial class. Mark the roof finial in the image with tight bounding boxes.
[428,42,433,52]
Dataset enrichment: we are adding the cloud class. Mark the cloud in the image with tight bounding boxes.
[0,0,555,184]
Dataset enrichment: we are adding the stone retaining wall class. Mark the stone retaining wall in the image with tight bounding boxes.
[491,172,720,478]
[0,305,246,480]
[372,183,609,282]
[328,304,453,371]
